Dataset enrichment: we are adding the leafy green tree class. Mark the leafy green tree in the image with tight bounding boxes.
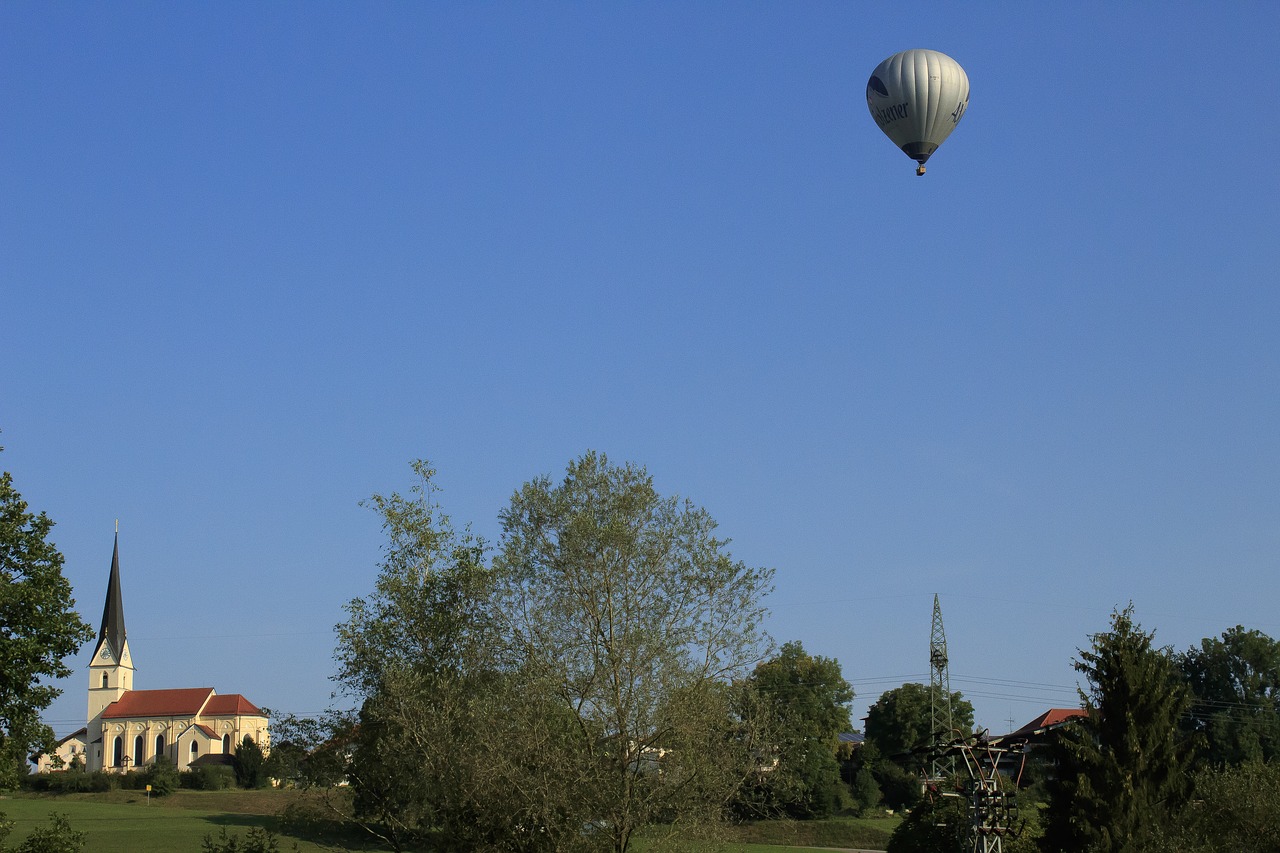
[1179,626,1280,766]
[262,711,352,789]
[0,452,94,787]
[232,736,267,789]
[143,755,178,796]
[1040,606,1195,853]
[864,682,974,766]
[335,461,501,852]
[742,641,854,819]
[494,451,775,853]
[336,454,774,852]
[1148,761,1280,852]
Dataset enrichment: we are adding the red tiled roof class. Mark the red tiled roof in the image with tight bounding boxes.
[195,724,218,739]
[203,694,264,716]
[1005,708,1087,740]
[101,688,214,719]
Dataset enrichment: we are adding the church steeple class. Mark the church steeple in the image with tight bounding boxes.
[97,531,127,661]
[88,528,134,726]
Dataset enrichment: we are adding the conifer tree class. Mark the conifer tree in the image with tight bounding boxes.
[1040,606,1195,853]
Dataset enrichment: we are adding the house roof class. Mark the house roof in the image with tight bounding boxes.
[55,728,88,747]
[101,688,215,719]
[204,694,264,716]
[189,753,234,767]
[97,534,127,660]
[837,732,865,745]
[1001,708,1087,741]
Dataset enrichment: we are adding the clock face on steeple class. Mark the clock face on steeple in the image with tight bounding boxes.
[99,647,112,660]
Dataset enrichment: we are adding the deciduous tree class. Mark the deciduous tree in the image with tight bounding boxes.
[864,682,974,765]
[1179,626,1280,766]
[0,451,94,787]
[494,452,775,852]
[742,641,853,819]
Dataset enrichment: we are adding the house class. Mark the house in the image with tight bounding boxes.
[37,534,269,773]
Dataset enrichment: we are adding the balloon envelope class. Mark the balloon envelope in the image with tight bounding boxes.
[867,49,969,169]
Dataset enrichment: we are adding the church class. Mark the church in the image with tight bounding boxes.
[38,534,269,773]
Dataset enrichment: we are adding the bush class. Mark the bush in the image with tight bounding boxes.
[20,772,115,794]
[201,826,293,853]
[8,812,86,853]
[144,756,179,796]
[181,765,236,790]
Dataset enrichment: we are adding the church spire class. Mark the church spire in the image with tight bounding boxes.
[98,532,127,661]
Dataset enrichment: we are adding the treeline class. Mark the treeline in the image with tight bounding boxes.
[271,454,1280,853]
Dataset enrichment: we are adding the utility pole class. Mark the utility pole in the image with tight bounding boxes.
[929,593,955,779]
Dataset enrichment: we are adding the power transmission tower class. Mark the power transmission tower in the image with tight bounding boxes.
[930,593,955,779]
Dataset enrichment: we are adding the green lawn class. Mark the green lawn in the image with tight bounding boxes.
[0,790,350,853]
[1,791,895,852]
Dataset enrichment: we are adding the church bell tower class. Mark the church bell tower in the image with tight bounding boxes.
[87,531,134,725]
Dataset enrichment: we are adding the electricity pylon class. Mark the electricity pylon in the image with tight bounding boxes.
[930,593,955,779]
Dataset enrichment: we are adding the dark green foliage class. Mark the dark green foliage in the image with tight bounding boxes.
[1179,626,1280,766]
[864,682,975,766]
[887,778,1040,853]
[19,772,114,794]
[262,711,352,789]
[0,457,95,786]
[1154,761,1280,852]
[1040,606,1195,853]
[143,755,179,795]
[871,760,922,812]
[201,826,293,853]
[847,765,882,814]
[181,765,235,790]
[5,812,86,853]
[233,736,267,789]
[886,791,968,853]
[741,641,855,819]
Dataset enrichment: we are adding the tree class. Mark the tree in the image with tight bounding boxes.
[334,460,501,852]
[741,641,854,819]
[232,736,267,789]
[336,454,774,853]
[1040,606,1195,853]
[0,451,94,786]
[1179,626,1280,766]
[864,682,975,765]
[493,451,775,853]
[1148,761,1280,853]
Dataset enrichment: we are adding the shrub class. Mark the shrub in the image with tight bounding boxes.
[20,772,115,794]
[143,756,179,796]
[9,812,86,853]
[201,826,292,853]
[181,765,235,790]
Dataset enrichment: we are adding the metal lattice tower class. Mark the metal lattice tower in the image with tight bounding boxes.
[929,593,955,778]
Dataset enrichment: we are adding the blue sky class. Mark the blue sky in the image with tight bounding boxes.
[4,2,1279,738]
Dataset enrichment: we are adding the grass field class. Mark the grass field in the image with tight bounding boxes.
[0,790,895,852]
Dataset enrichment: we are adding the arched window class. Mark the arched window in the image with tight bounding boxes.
[223,734,231,753]
[190,741,198,759]
[155,734,165,759]
[102,673,109,688]
[134,735,144,766]
[112,736,123,768]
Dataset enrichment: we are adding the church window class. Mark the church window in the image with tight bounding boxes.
[155,735,165,758]
[134,735,144,766]
[112,737,123,768]
[190,742,198,759]
[222,734,231,753]
[102,673,109,688]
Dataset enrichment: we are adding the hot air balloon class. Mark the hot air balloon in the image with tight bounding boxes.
[867,49,969,176]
